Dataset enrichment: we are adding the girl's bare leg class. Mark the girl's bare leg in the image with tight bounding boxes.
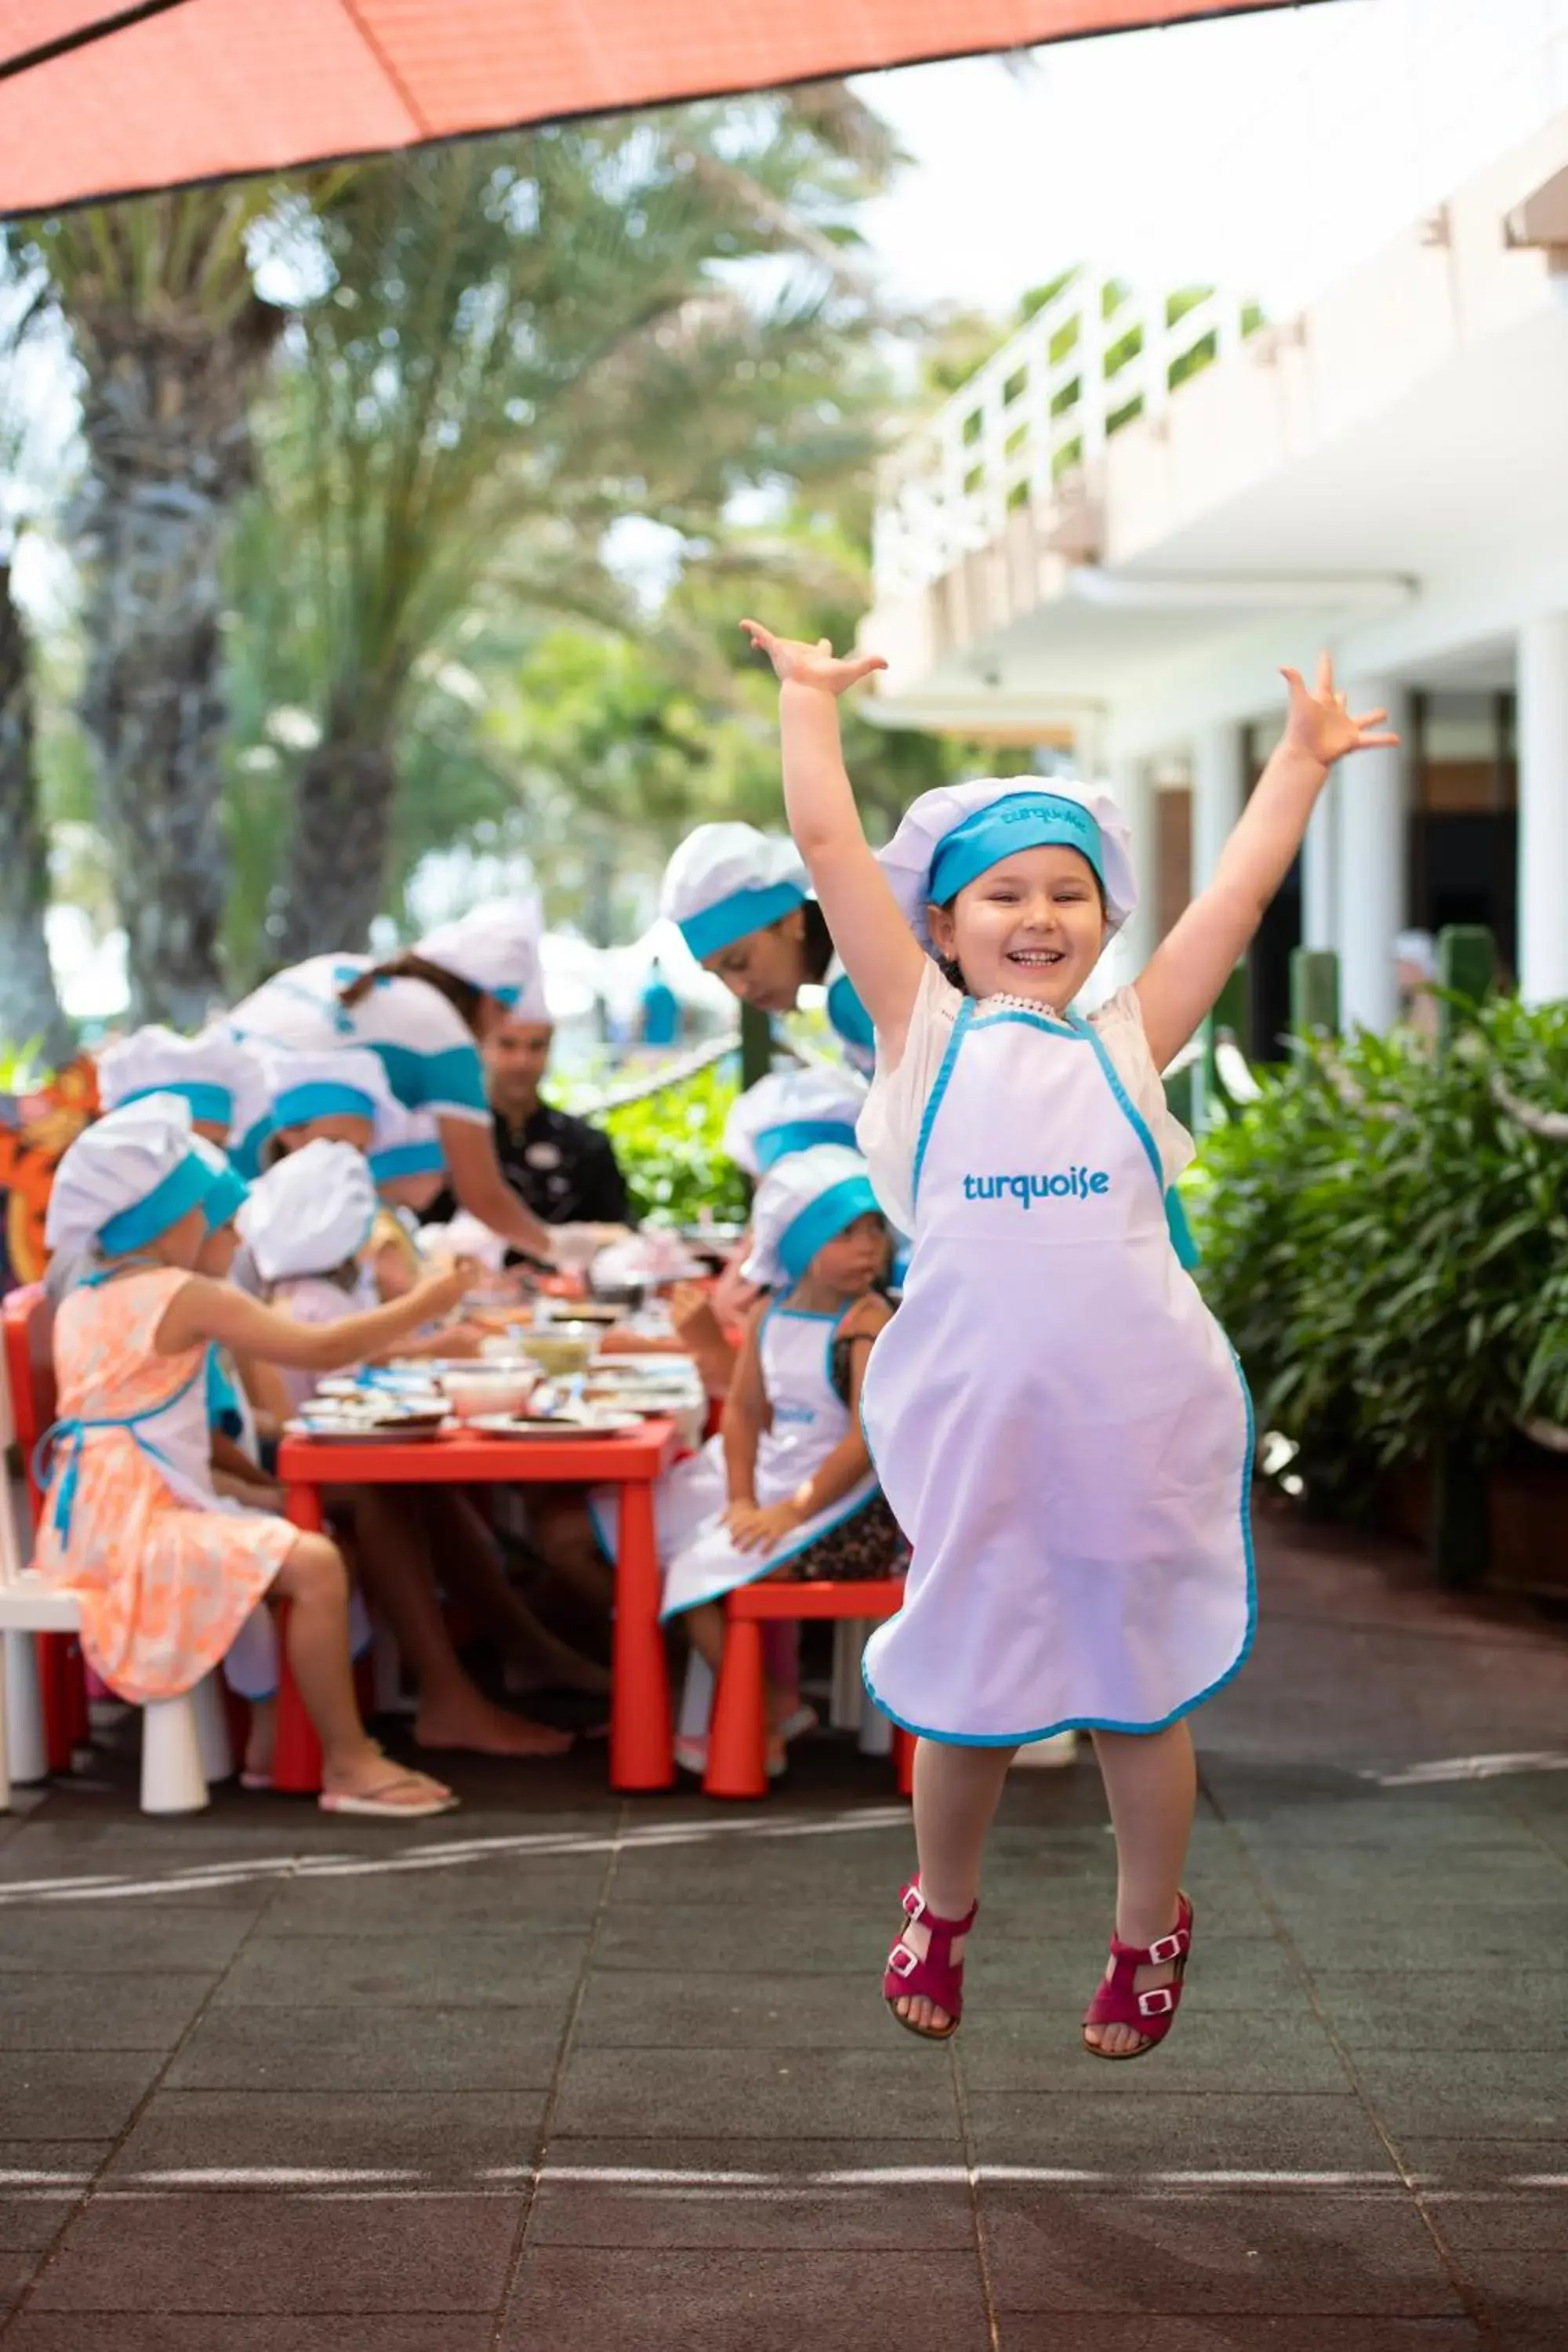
[1084,1719,1196,2056]
[270,1536,450,1807]
[890,1739,1016,2034]
[347,1490,572,1759]
[421,1490,608,1696]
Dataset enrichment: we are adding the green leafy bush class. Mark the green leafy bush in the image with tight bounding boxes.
[598,1061,749,1227]
[1189,996,1568,1512]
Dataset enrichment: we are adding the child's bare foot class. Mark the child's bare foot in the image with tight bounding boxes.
[414,1691,574,1758]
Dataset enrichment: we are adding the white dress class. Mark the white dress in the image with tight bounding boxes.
[857,965,1252,1745]
[228,956,492,1128]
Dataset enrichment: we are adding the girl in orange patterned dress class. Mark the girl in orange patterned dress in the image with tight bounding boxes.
[36,1095,470,1817]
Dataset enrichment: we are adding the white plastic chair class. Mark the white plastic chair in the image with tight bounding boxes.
[0,1341,229,1814]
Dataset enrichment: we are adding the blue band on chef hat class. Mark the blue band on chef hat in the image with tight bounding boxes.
[230,1115,274,1181]
[489,983,521,1007]
[777,1176,881,1281]
[201,1162,251,1233]
[928,792,1105,906]
[97,1151,214,1257]
[271,1078,378,1130]
[118,1080,234,1128]
[753,1120,861,1173]
[677,880,806,961]
[371,1140,446,1185]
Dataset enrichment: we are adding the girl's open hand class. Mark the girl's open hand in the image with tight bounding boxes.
[1280,653,1402,768]
[740,619,887,698]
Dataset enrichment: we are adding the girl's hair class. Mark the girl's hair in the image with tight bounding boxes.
[800,899,834,984]
[339,953,485,1038]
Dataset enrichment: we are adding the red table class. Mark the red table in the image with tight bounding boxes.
[275,1418,681,1794]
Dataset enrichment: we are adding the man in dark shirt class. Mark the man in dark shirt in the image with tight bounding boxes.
[427,1012,634,1238]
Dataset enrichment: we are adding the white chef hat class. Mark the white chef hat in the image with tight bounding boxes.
[418,1209,506,1273]
[1393,928,1437,981]
[99,1023,270,1145]
[236,1139,378,1283]
[191,1134,251,1233]
[742,1143,884,1290]
[659,823,809,960]
[879,777,1137,951]
[46,1094,212,1259]
[722,1065,869,1179]
[261,1044,398,1142]
[369,1102,446,1188]
[416,895,543,1008]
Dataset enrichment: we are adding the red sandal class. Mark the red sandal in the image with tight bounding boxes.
[883,1879,978,2042]
[1081,1892,1194,2061]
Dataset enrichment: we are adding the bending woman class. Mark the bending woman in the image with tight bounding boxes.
[229,902,611,1269]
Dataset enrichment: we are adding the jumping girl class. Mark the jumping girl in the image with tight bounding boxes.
[741,616,1396,2057]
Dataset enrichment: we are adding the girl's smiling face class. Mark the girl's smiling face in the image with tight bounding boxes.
[927,844,1107,1008]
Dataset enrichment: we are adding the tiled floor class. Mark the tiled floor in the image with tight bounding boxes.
[2,1511,1566,2350]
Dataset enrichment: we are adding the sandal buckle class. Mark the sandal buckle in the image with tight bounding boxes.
[887,1943,919,1979]
[902,1884,927,1923]
[1138,1986,1176,2017]
[1147,1930,1185,1964]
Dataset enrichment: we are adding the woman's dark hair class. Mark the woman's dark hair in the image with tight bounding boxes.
[800,898,834,984]
[339,953,485,1039]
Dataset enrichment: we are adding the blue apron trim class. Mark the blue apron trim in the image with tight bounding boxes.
[34,1359,207,1545]
[863,1348,1257,1744]
[369,1040,488,1116]
[205,1345,245,1439]
[1069,1011,1199,1265]
[911,999,972,1210]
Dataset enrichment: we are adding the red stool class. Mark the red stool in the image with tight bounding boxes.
[2,1284,90,1773]
[705,1577,914,1802]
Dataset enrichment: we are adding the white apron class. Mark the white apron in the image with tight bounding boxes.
[592,1301,879,1620]
[861,998,1254,1745]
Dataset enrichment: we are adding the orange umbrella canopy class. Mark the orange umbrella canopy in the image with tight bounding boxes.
[0,0,1311,215]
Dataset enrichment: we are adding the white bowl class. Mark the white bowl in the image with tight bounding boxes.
[441,1370,539,1421]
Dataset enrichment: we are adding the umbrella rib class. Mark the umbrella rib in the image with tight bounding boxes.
[336,0,432,137]
[0,0,198,85]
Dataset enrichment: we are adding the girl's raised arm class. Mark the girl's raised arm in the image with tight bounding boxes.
[741,621,929,1065]
[1135,655,1400,1071]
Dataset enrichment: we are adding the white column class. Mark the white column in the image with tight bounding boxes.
[1301,771,1340,953]
[1517,613,1568,1005]
[1337,680,1409,1032]
[1189,722,1244,898]
[1109,757,1158,985]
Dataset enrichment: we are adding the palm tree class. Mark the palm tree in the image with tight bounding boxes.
[0,258,73,1062]
[23,190,285,1022]
[252,96,898,959]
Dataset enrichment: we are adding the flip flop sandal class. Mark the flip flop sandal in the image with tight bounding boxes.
[318,1775,459,1820]
[1081,1892,1194,2061]
[883,1878,978,2042]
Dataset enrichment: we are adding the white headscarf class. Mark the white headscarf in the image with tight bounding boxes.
[98,1024,270,1148]
[742,1143,883,1290]
[879,777,1137,950]
[659,823,809,960]
[236,1139,378,1284]
[45,1095,209,1258]
[416,895,543,1007]
[722,1066,869,1179]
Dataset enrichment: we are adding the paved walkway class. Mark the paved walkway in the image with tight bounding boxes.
[2,1511,1566,2350]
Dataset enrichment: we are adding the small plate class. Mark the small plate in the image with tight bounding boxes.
[467,1412,645,1439]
